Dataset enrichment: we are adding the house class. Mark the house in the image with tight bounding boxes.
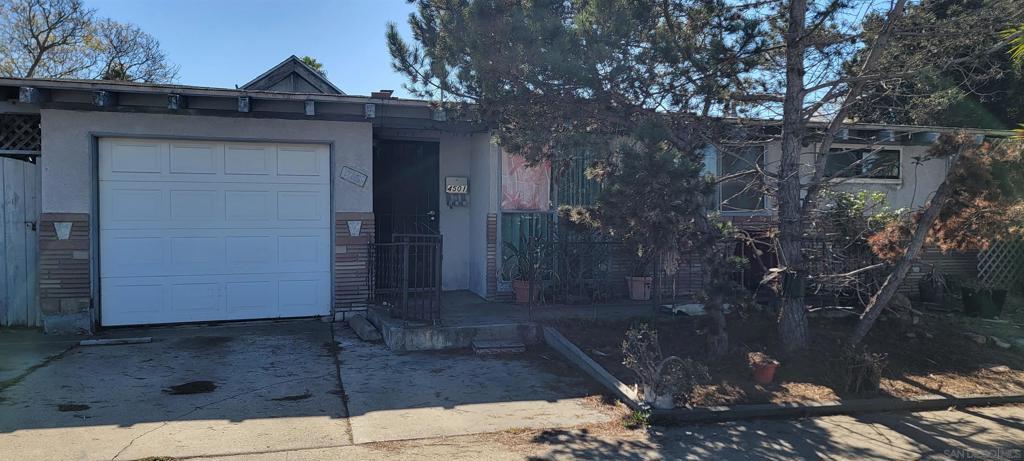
[0,56,1012,332]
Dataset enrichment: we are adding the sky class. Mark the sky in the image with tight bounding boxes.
[87,0,420,97]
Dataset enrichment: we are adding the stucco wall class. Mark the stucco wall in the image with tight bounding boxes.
[39,109,373,213]
[437,131,500,294]
[761,140,947,211]
[827,144,948,210]
[439,132,473,291]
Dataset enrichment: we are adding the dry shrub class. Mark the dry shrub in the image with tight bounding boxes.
[868,135,1024,262]
[829,347,888,395]
[622,324,710,404]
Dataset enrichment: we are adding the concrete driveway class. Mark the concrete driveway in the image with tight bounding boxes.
[0,320,350,461]
[0,320,616,460]
[335,325,613,444]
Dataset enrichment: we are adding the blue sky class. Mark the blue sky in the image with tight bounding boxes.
[88,0,419,97]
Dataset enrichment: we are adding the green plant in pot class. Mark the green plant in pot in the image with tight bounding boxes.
[503,234,549,304]
[625,244,654,301]
[959,278,1008,319]
[917,268,946,305]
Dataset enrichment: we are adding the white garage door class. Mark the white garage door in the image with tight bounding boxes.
[99,138,331,326]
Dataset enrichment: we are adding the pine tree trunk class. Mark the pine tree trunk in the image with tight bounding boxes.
[706,295,729,358]
[777,0,810,352]
[850,157,958,345]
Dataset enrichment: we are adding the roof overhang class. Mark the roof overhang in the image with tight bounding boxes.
[0,77,487,133]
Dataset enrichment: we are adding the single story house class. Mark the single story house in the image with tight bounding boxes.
[0,56,1011,332]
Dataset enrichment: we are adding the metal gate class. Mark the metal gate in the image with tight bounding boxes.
[369,234,442,322]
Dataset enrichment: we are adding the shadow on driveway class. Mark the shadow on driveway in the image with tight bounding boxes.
[0,320,350,460]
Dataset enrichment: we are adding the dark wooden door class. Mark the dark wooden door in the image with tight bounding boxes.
[373,140,440,242]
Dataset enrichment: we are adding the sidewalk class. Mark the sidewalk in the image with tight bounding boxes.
[188,403,1024,460]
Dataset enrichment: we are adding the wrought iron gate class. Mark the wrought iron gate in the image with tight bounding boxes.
[369,234,442,322]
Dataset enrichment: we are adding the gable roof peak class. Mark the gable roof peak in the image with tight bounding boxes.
[241,55,344,95]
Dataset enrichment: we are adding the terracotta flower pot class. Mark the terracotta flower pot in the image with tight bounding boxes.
[626,276,653,301]
[751,361,780,385]
[511,280,539,304]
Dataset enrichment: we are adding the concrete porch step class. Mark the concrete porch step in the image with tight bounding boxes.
[367,306,539,351]
[472,339,526,355]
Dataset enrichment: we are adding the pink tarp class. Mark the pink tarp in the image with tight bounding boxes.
[501,152,550,211]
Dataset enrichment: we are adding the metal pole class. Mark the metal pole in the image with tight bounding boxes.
[401,241,409,322]
[436,238,443,325]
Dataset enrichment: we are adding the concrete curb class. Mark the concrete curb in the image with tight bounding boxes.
[542,325,1024,424]
[651,393,1024,424]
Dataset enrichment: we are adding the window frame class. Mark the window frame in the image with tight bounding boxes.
[824,144,903,184]
[714,144,770,215]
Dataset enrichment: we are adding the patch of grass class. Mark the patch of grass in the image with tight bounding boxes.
[622,409,651,430]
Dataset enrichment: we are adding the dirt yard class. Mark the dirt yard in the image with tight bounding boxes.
[552,311,1024,407]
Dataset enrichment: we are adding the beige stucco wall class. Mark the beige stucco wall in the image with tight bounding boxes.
[439,132,472,291]
[39,109,373,213]
[826,144,949,210]
[760,140,947,211]
[438,131,499,294]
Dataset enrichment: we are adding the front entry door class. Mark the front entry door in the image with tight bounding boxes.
[371,140,442,321]
[373,140,440,241]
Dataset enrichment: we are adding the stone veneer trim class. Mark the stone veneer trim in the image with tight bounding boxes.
[38,213,91,317]
[486,213,498,299]
[334,212,375,315]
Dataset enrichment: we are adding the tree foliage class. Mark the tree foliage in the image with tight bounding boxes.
[300,55,327,77]
[869,135,1024,262]
[558,125,712,256]
[850,0,1024,129]
[388,0,1018,352]
[0,0,177,82]
[387,0,768,159]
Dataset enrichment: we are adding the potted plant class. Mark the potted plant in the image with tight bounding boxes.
[625,245,654,301]
[503,234,549,304]
[747,352,780,385]
[960,278,1007,319]
[918,269,945,304]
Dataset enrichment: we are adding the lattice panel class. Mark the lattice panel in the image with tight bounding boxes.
[978,239,1024,288]
[0,114,42,152]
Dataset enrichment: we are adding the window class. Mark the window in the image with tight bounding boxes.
[825,147,900,180]
[554,151,602,207]
[717,145,766,212]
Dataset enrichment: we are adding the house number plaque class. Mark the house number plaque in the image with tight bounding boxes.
[445,176,469,194]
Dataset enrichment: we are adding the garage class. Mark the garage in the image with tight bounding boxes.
[98,138,331,326]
